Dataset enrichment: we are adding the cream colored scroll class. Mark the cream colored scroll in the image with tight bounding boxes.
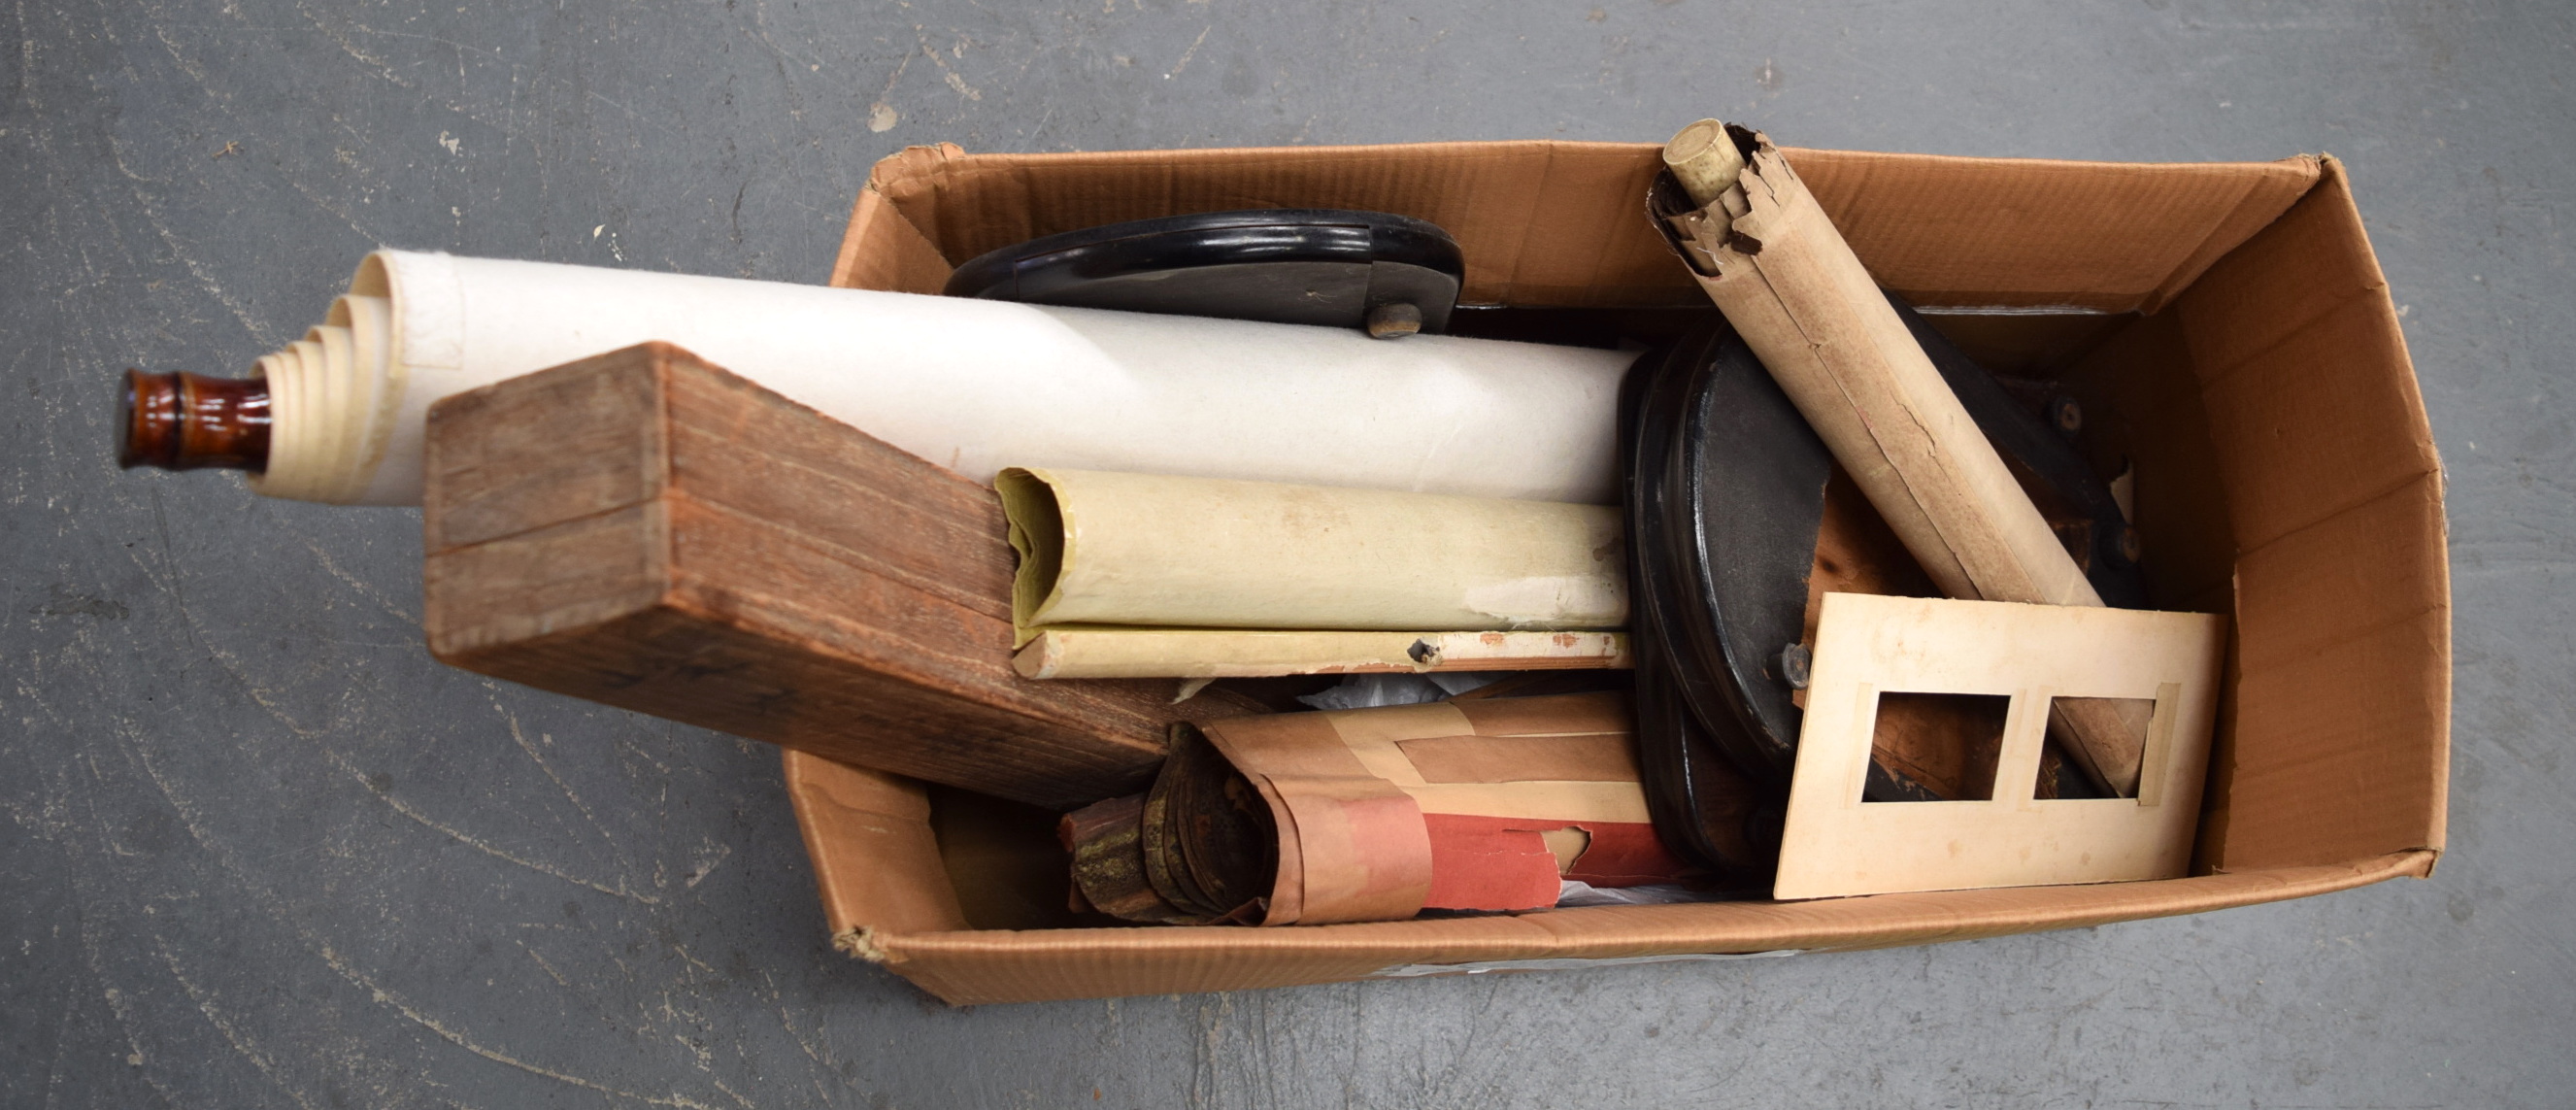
[246,251,1634,506]
[1658,120,2153,794]
[997,468,1628,650]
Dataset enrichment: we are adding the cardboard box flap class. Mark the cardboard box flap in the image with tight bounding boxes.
[859,850,2431,1005]
[779,747,2426,1004]
[2156,157,2449,870]
[2181,158,2441,550]
[834,141,2319,313]
[784,751,969,941]
[844,140,1695,307]
[1794,150,2321,312]
[2210,474,2449,870]
[830,185,956,299]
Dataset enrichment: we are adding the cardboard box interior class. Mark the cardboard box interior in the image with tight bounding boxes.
[787,139,2448,1005]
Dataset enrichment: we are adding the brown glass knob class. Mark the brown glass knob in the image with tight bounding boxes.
[119,370,271,473]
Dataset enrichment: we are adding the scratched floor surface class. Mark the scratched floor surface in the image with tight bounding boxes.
[4,1,2569,1106]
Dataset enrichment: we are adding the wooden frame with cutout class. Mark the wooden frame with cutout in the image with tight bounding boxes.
[1775,593,2227,900]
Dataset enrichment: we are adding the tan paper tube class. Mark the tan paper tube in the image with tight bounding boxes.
[1658,120,2152,795]
[996,468,1627,649]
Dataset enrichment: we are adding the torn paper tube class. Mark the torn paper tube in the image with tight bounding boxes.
[1656,123,2153,794]
[248,251,1634,506]
[996,468,1628,646]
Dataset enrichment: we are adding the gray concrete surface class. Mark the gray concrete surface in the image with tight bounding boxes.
[4,0,2567,1105]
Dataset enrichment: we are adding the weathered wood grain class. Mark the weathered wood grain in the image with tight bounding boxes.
[422,342,1255,809]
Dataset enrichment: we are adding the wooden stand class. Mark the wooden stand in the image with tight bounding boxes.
[421,342,1255,809]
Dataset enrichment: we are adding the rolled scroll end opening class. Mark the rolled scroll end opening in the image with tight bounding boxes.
[993,467,1070,647]
[1663,118,1748,210]
[118,369,271,473]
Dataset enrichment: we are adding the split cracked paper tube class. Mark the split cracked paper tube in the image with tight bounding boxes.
[241,251,1635,506]
[995,467,1632,678]
[1657,119,2157,795]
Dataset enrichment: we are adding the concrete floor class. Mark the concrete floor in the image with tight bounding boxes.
[4,0,2568,1105]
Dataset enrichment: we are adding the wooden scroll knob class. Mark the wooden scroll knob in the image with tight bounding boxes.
[118,370,270,473]
[1663,118,1748,209]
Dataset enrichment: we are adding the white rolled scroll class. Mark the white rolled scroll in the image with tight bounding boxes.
[248,251,1636,506]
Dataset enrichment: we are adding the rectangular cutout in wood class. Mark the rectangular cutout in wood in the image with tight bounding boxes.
[2040,696,2155,800]
[1865,691,2009,802]
[1775,593,2225,900]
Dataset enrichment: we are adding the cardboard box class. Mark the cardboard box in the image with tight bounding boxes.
[785,139,2448,1005]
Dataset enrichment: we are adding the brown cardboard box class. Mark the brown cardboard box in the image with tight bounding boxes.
[784,139,2448,1005]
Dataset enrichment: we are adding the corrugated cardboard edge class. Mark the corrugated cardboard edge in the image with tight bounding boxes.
[2142,154,2322,313]
[2181,155,2451,873]
[830,148,962,295]
[785,751,970,941]
[828,141,2322,312]
[867,852,2431,1005]
[785,753,2429,1006]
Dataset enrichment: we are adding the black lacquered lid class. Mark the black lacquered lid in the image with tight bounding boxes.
[1623,290,2144,867]
[943,209,1465,333]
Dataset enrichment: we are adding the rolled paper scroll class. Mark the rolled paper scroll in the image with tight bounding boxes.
[1655,120,2154,795]
[129,251,1634,507]
[1065,691,1698,926]
[997,468,1629,669]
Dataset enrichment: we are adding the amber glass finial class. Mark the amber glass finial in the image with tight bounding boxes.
[118,370,271,473]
